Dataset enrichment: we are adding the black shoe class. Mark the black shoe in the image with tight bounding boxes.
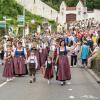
[29,80,32,83]
[60,82,64,86]
[63,81,66,85]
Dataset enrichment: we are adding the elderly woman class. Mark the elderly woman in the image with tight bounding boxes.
[13,42,27,76]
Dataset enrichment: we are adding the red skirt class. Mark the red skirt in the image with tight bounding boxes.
[57,55,71,81]
[3,59,14,78]
[42,48,48,61]
[39,52,45,67]
[14,57,26,75]
[44,67,53,80]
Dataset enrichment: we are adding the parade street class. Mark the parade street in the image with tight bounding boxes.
[0,66,100,100]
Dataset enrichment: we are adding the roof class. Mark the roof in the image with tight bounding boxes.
[66,7,76,10]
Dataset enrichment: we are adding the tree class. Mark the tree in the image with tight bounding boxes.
[42,0,100,10]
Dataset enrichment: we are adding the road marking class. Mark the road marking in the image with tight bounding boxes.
[0,77,15,88]
[81,95,99,99]
[69,96,75,99]
[0,82,7,88]
[68,88,72,91]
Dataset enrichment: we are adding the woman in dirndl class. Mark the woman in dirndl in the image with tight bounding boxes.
[14,42,27,76]
[56,40,71,86]
[3,46,14,82]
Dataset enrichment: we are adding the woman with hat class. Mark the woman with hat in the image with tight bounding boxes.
[13,41,27,76]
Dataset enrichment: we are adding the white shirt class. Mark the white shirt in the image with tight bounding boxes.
[27,55,38,69]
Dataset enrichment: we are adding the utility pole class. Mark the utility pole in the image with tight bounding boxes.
[22,0,25,38]
[84,0,86,7]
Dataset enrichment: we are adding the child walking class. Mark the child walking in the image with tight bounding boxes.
[44,56,53,84]
[3,47,14,82]
[27,49,38,83]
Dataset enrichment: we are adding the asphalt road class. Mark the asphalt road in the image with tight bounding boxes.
[0,65,100,100]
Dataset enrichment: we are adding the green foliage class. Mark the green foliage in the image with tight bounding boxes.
[0,0,47,36]
[0,0,23,19]
[66,0,78,7]
[49,20,57,32]
[42,0,100,10]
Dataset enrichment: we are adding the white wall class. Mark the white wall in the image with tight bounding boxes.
[58,1,67,25]
[87,12,94,19]
[87,9,100,22]
[94,9,100,22]
[16,0,100,25]
[66,10,76,15]
[16,0,58,21]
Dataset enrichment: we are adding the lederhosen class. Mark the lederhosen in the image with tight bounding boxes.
[29,57,36,76]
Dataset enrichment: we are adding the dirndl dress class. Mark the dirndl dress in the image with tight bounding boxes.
[3,55,14,78]
[56,47,71,81]
[44,62,53,80]
[14,48,27,75]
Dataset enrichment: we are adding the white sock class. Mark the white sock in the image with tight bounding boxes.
[48,80,50,84]
[6,78,10,82]
[60,82,63,85]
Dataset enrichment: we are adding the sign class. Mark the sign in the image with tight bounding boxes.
[0,21,6,29]
[17,15,24,22]
[17,15,25,27]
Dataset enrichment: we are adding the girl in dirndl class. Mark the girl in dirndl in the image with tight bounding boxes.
[3,47,14,82]
[44,56,53,84]
[27,49,38,83]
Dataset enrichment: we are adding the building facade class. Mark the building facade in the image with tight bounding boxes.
[16,0,58,21]
[16,0,100,25]
[58,0,100,25]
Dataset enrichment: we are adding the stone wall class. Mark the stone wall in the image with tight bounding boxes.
[16,0,58,21]
[16,0,100,25]
[94,9,100,22]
